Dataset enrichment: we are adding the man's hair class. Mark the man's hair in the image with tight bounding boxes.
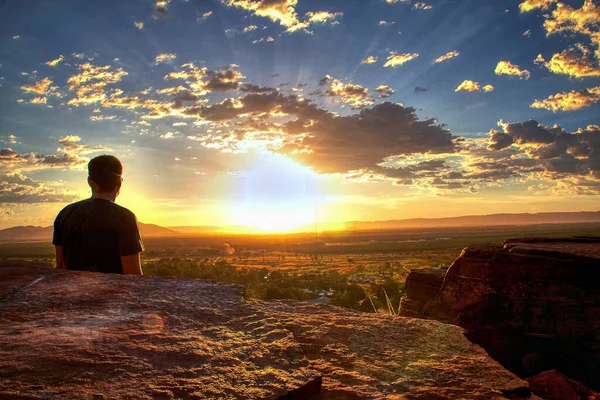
[88,155,123,193]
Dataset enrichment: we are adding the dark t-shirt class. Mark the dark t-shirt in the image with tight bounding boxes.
[53,198,144,274]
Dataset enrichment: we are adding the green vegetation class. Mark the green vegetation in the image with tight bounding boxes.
[2,223,598,313]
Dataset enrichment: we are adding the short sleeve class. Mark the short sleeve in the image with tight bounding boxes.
[52,211,63,246]
[117,212,144,256]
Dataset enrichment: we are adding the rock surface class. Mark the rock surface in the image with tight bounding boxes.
[0,263,320,400]
[526,370,600,400]
[0,262,537,399]
[398,268,446,318]
[399,237,600,390]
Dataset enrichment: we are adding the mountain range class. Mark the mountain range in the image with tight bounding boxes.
[0,211,598,242]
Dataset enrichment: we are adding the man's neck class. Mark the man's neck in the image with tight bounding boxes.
[91,192,117,202]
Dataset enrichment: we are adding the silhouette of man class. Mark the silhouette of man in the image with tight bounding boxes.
[53,155,144,275]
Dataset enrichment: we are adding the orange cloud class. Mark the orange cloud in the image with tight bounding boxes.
[544,46,600,78]
[21,77,59,96]
[519,0,557,12]
[383,52,419,67]
[45,55,64,67]
[320,76,374,108]
[495,61,531,79]
[361,56,377,64]
[455,80,480,92]
[155,53,177,64]
[531,86,600,112]
[434,50,459,63]
[66,63,128,106]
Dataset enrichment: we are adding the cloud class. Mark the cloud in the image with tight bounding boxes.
[531,86,600,112]
[543,46,600,78]
[201,11,213,19]
[483,84,495,92]
[486,120,600,183]
[495,61,531,79]
[523,29,531,37]
[413,2,432,10]
[252,36,275,44]
[414,86,428,93]
[20,77,59,96]
[134,21,144,29]
[455,80,480,92]
[155,53,177,64]
[379,20,394,26]
[305,10,342,24]
[165,63,247,95]
[433,50,459,64]
[66,63,128,106]
[45,55,64,67]
[320,76,374,108]
[153,0,171,20]
[243,24,258,32]
[361,56,377,64]
[519,0,557,12]
[0,173,79,204]
[221,0,340,33]
[534,53,545,65]
[374,85,395,98]
[383,52,419,67]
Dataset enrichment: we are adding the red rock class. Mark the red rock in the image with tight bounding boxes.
[419,239,600,389]
[527,370,600,400]
[0,262,539,399]
[399,268,446,318]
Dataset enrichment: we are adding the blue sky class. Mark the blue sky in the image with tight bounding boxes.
[0,0,598,230]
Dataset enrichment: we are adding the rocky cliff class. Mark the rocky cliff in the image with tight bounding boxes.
[0,262,536,399]
[399,237,600,394]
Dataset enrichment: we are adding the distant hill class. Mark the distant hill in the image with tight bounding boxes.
[167,211,600,234]
[313,211,600,232]
[0,222,178,243]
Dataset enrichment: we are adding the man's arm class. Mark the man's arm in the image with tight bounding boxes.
[121,253,143,275]
[55,245,66,269]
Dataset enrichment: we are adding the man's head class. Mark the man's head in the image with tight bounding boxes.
[88,155,123,195]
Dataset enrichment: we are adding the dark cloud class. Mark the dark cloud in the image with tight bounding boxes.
[486,120,600,181]
[414,87,428,93]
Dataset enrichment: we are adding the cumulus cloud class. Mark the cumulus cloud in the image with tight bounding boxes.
[243,24,258,32]
[455,80,480,92]
[66,63,128,106]
[495,61,531,79]
[543,46,600,78]
[221,0,341,33]
[531,86,600,112]
[486,120,600,183]
[319,76,374,108]
[455,80,495,93]
[134,21,144,29]
[0,173,79,204]
[374,85,395,98]
[155,53,177,64]
[414,86,428,93]
[383,52,419,67]
[252,36,275,44]
[534,54,546,65]
[45,55,64,67]
[165,63,248,95]
[519,0,557,12]
[434,50,459,63]
[361,56,377,64]
[153,0,171,20]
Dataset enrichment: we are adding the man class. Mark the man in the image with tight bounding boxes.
[53,155,144,275]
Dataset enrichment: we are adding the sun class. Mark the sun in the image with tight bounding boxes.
[228,153,322,233]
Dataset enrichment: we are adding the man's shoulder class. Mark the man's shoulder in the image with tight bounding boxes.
[58,199,137,220]
[106,201,137,220]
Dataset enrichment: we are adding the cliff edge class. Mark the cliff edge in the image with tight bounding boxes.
[0,262,535,399]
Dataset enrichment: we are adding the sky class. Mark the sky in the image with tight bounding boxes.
[0,0,599,232]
